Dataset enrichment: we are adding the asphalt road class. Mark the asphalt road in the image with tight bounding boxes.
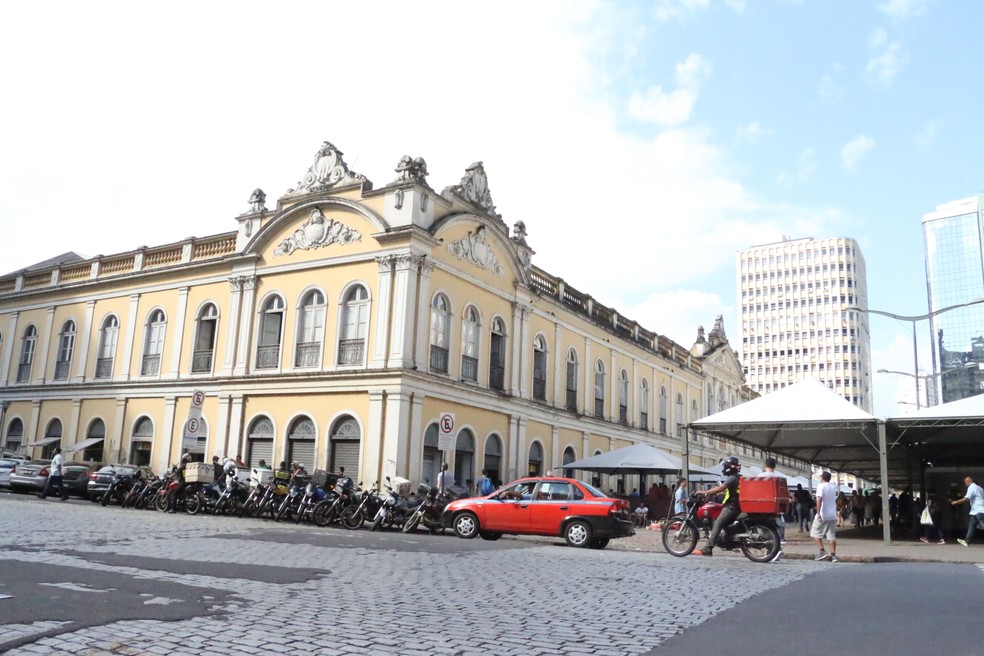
[2,492,982,655]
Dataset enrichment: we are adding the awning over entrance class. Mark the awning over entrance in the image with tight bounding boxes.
[22,437,61,448]
[63,438,104,453]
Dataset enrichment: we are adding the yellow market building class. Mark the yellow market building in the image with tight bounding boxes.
[0,139,785,491]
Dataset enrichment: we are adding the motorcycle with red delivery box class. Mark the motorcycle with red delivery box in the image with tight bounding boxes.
[662,475,788,563]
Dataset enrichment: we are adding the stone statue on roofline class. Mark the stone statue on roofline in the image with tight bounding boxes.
[393,155,428,184]
[248,188,266,213]
[287,141,367,195]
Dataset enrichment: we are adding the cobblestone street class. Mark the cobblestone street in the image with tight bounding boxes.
[1,495,826,655]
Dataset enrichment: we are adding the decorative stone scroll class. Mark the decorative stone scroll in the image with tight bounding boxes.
[447,226,504,277]
[287,141,366,195]
[273,208,361,256]
[445,161,497,216]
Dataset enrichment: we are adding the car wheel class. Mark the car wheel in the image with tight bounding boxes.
[564,520,593,548]
[453,512,480,539]
[588,538,610,549]
[479,531,502,541]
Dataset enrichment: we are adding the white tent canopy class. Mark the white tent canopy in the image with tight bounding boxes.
[562,442,718,476]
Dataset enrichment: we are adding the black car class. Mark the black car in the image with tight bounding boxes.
[87,464,155,501]
[63,462,104,498]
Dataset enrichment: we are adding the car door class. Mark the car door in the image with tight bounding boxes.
[486,480,535,533]
[529,481,574,535]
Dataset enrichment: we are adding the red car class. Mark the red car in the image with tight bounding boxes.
[441,476,635,549]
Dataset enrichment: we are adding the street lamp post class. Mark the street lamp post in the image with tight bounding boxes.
[847,297,984,409]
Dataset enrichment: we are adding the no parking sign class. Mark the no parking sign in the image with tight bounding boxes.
[438,412,455,452]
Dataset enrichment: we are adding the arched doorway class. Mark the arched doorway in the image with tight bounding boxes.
[422,423,440,486]
[455,429,475,489]
[287,416,316,470]
[130,416,153,466]
[43,419,63,460]
[528,441,543,476]
[563,446,576,478]
[484,434,502,485]
[83,419,106,462]
[329,415,361,475]
[246,416,274,469]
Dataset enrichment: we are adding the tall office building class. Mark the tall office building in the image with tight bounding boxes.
[922,195,984,405]
[737,236,872,411]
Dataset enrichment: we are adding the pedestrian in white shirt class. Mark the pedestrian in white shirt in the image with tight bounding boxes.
[951,476,984,547]
[38,448,69,501]
[437,462,454,494]
[811,471,839,562]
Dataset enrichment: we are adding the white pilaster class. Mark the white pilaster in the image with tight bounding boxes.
[0,312,19,386]
[365,390,386,485]
[73,301,96,383]
[229,395,245,458]
[28,400,41,450]
[112,398,126,463]
[158,396,178,473]
[68,399,82,446]
[413,263,433,370]
[609,351,617,423]
[221,277,243,376]
[167,287,190,379]
[516,417,527,479]
[583,337,592,415]
[33,307,56,384]
[215,393,231,458]
[372,257,393,368]
[234,276,257,375]
[381,390,412,480]
[388,255,423,369]
[550,425,559,474]
[510,305,523,396]
[407,394,425,484]
[553,323,563,406]
[117,294,141,382]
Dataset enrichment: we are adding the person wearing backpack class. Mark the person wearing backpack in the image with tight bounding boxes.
[477,469,496,496]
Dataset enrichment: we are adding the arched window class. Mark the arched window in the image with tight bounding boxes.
[484,434,502,484]
[256,296,285,369]
[422,423,440,486]
[54,320,76,380]
[618,369,629,425]
[532,336,547,401]
[676,393,685,439]
[246,416,274,469]
[717,383,726,412]
[691,399,698,423]
[488,317,506,391]
[527,441,543,476]
[131,416,154,466]
[329,415,361,475]
[565,349,578,412]
[455,428,475,488]
[563,446,576,478]
[96,316,119,379]
[141,309,167,376]
[287,416,316,470]
[42,419,63,459]
[338,285,369,366]
[429,294,451,374]
[4,417,24,452]
[295,290,325,368]
[460,306,480,382]
[706,382,715,416]
[594,360,605,417]
[83,418,105,462]
[17,325,37,383]
[640,379,650,430]
[659,386,668,434]
[192,304,219,374]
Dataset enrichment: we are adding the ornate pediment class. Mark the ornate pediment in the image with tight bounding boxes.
[287,141,367,195]
[273,208,361,256]
[447,226,504,277]
[444,161,497,216]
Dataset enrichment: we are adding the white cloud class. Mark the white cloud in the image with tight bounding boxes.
[736,121,766,144]
[841,135,875,172]
[819,74,845,103]
[629,53,711,126]
[878,0,930,19]
[865,29,907,86]
[915,118,941,151]
[777,148,817,185]
[653,0,711,22]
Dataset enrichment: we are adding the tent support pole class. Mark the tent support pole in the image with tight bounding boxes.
[878,421,891,545]
[683,429,691,488]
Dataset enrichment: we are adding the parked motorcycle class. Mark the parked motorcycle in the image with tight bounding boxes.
[339,482,382,530]
[312,477,355,527]
[212,470,251,516]
[402,484,467,534]
[273,475,310,522]
[294,478,331,524]
[132,475,164,510]
[661,492,781,563]
[370,477,421,531]
[154,475,202,515]
[101,466,141,507]
[121,471,157,509]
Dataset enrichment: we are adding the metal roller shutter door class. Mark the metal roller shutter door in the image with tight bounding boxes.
[331,441,360,476]
[248,439,273,470]
[289,439,316,471]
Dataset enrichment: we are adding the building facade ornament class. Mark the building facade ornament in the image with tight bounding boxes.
[287,141,366,195]
[376,253,431,273]
[445,161,497,216]
[228,275,256,291]
[273,208,362,256]
[248,188,266,213]
[393,155,428,184]
[447,226,504,277]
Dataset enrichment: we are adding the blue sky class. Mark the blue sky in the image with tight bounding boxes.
[1,0,980,416]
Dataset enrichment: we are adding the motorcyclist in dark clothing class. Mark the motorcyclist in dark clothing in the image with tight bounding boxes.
[168,453,193,513]
[694,456,742,556]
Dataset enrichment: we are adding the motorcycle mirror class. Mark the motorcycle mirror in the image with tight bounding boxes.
[385,476,391,482]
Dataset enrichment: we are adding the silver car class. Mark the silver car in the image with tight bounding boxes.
[0,458,20,489]
[8,460,53,494]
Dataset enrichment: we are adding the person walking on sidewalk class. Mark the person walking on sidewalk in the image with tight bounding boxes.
[38,448,69,501]
[794,484,813,532]
[920,491,945,545]
[811,471,838,562]
[951,475,984,547]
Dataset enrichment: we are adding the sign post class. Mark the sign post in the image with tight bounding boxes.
[182,390,206,455]
[438,412,455,488]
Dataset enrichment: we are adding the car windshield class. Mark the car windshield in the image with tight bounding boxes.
[98,465,136,474]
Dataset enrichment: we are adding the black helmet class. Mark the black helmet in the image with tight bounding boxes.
[722,456,741,477]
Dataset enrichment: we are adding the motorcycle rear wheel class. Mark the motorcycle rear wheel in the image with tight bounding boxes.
[402,511,422,533]
[740,523,780,563]
[661,518,698,557]
[154,494,169,513]
[341,507,364,530]
[240,498,259,518]
[185,494,203,515]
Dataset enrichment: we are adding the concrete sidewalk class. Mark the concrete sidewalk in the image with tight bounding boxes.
[616,521,984,564]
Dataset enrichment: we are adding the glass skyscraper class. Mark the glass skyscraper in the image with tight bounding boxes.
[922,195,984,405]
